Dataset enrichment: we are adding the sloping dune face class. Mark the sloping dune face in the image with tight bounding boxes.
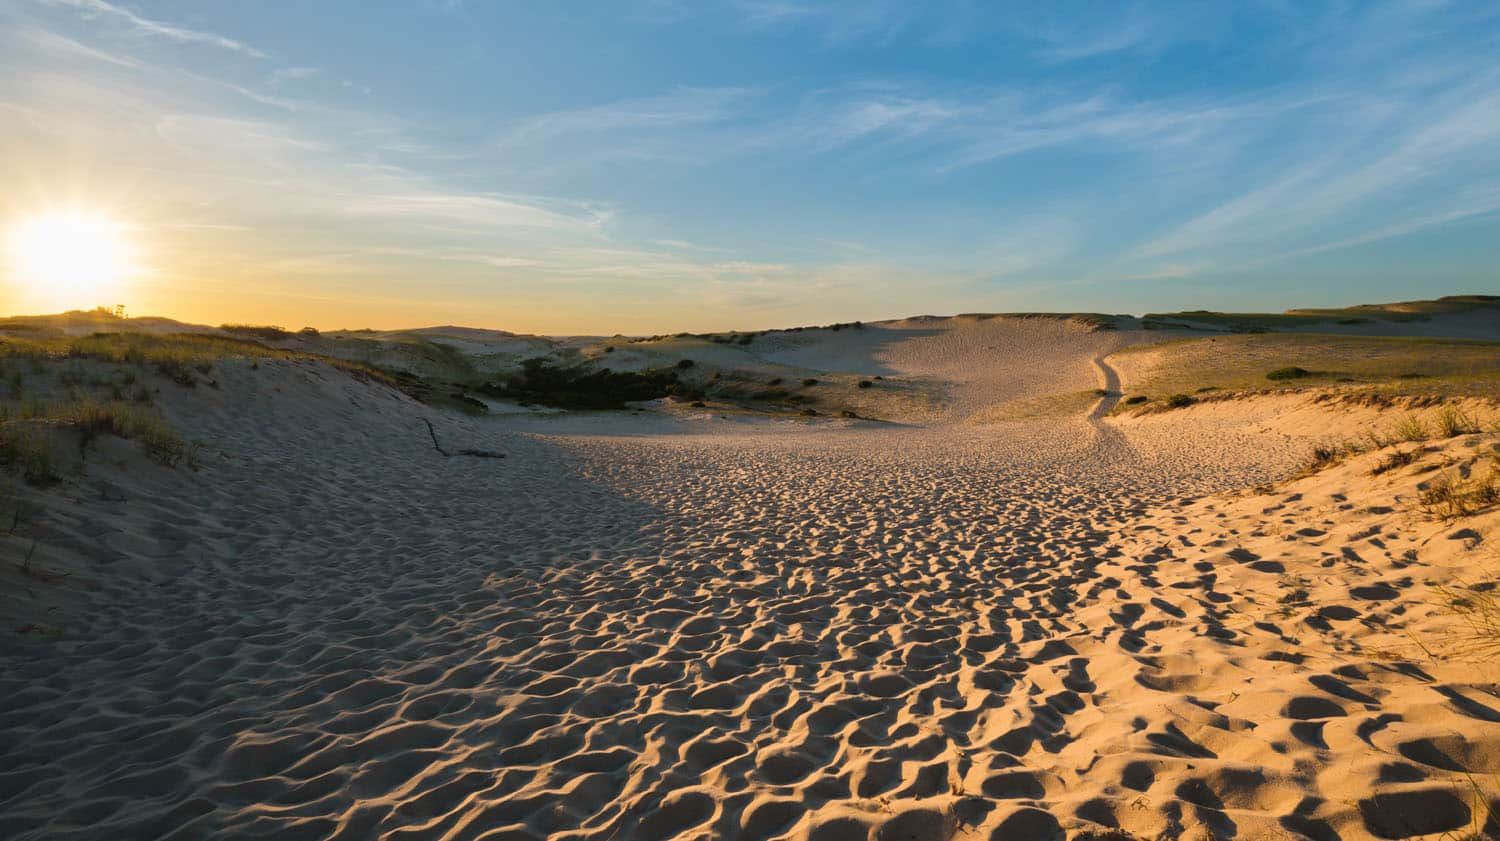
[1,331,1497,840]
[870,317,1135,424]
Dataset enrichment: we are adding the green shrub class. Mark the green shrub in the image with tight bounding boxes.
[1165,394,1196,408]
[483,358,682,409]
[220,324,289,341]
[1124,395,1149,405]
[1266,366,1312,381]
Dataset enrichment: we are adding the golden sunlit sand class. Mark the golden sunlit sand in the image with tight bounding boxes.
[0,302,1498,839]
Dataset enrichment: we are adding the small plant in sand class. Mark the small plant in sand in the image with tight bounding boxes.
[0,427,56,484]
[1165,393,1196,409]
[1435,579,1500,661]
[1370,448,1419,476]
[857,379,873,389]
[1419,465,1500,520]
[1436,405,1481,438]
[1392,414,1428,442]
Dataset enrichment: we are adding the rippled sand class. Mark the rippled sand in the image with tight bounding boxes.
[1,318,1496,840]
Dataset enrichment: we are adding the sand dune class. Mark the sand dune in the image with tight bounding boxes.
[1,316,1497,839]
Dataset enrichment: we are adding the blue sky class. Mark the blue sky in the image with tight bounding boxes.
[1,0,1498,332]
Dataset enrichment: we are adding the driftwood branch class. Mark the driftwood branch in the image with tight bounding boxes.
[422,419,505,459]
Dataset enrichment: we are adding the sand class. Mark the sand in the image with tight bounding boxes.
[1,317,1496,840]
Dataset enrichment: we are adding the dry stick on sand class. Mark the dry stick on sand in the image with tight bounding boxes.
[421,418,505,459]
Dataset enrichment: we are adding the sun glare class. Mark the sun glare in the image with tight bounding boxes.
[5,210,135,314]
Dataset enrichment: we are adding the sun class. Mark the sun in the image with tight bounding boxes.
[5,210,136,314]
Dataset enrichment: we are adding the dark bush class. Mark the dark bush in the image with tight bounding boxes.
[857,380,873,389]
[802,378,818,386]
[220,324,289,341]
[480,358,682,409]
[1124,395,1148,405]
[1165,394,1196,408]
[676,359,695,369]
[1266,366,1312,381]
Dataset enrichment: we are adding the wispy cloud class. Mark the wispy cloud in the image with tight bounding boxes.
[39,0,268,58]
[1134,69,1500,263]
[267,66,319,86]
[344,193,611,234]
[497,87,758,146]
[734,1,815,27]
[15,24,138,67]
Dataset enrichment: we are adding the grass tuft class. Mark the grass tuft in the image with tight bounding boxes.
[1435,580,1500,661]
[1419,465,1500,520]
[1437,405,1482,437]
[0,427,56,484]
[1370,448,1419,476]
[1392,414,1428,442]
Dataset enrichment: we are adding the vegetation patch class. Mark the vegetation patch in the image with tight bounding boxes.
[0,399,199,479]
[0,331,391,386]
[1266,366,1312,381]
[1115,333,1500,403]
[220,324,290,341]
[479,358,693,410]
[0,426,56,484]
[1419,467,1500,520]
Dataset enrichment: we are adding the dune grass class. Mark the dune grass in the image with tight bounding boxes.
[1115,333,1500,409]
[0,400,200,478]
[1296,404,1498,479]
[1419,465,1500,520]
[0,426,56,484]
[0,331,392,387]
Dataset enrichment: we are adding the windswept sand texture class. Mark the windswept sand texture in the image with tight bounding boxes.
[1,316,1498,839]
